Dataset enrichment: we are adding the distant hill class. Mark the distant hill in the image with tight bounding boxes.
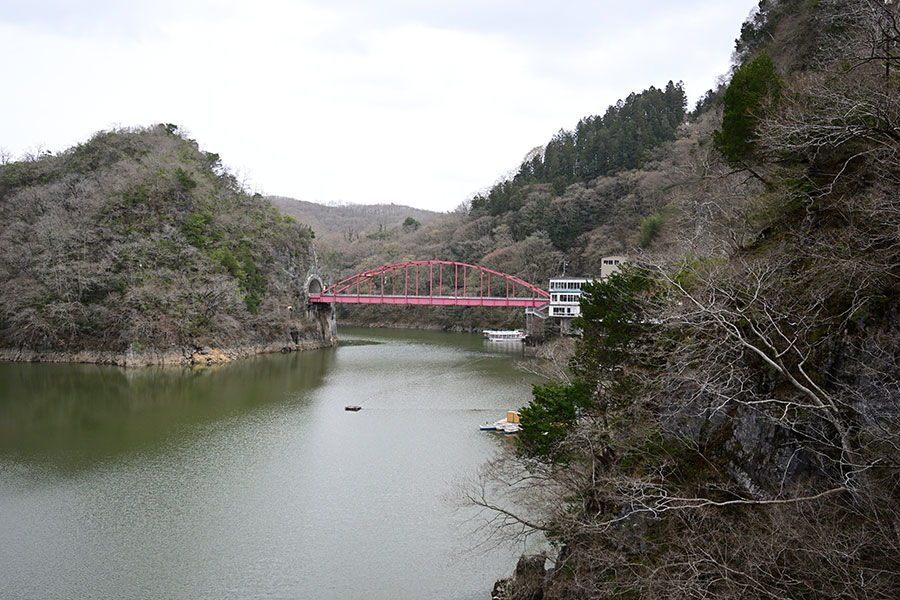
[269,197,440,241]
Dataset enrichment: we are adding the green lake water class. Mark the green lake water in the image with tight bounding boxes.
[0,327,541,600]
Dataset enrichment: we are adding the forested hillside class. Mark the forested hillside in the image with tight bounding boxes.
[0,125,332,365]
[476,1,900,597]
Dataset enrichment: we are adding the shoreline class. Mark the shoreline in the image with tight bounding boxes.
[0,338,337,368]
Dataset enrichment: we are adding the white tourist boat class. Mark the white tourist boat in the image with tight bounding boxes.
[483,329,526,343]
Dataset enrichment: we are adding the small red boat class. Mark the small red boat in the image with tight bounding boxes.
[345,405,362,411]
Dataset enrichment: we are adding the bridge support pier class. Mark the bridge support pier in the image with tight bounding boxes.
[308,302,337,345]
[524,305,547,343]
[302,273,338,346]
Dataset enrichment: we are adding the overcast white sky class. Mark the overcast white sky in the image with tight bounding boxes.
[1,0,757,212]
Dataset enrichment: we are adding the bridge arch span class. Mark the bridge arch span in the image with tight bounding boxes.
[308,260,549,308]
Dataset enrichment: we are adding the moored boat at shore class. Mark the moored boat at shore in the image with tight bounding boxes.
[483,329,526,343]
[479,410,521,431]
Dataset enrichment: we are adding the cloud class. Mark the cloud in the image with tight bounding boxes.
[0,0,758,211]
[0,0,235,40]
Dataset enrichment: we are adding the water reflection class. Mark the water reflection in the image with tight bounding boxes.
[483,340,527,357]
[0,348,336,469]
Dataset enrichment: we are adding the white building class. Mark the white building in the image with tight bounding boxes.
[547,256,627,320]
[548,278,592,318]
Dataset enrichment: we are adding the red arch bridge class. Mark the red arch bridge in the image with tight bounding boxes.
[308,260,550,308]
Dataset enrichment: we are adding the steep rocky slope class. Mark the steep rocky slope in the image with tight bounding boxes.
[484,1,900,597]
